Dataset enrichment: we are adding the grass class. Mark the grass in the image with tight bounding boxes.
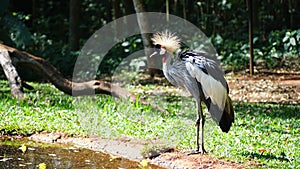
[0,80,299,168]
[0,81,82,135]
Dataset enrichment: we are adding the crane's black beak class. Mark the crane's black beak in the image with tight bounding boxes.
[150,44,165,57]
[150,44,160,57]
[150,51,158,57]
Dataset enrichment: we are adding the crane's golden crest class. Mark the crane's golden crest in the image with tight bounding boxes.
[151,30,181,53]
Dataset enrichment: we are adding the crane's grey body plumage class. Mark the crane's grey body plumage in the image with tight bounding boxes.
[163,53,199,96]
[163,51,227,124]
[151,30,234,154]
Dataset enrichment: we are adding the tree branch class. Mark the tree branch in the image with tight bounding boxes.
[0,48,24,99]
[0,44,168,114]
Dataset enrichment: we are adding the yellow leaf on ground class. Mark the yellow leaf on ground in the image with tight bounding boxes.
[139,159,149,169]
[19,144,27,153]
[38,163,47,169]
[109,154,121,162]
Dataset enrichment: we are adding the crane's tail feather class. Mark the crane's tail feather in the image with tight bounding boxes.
[219,95,234,132]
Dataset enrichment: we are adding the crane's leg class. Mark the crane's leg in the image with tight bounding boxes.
[199,107,206,154]
[196,117,200,152]
[193,101,206,154]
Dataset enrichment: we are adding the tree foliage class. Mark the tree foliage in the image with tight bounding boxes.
[0,0,299,79]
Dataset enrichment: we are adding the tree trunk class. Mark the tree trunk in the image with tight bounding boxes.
[112,0,122,37]
[0,49,24,99]
[123,0,135,15]
[112,0,122,20]
[123,0,135,25]
[247,0,254,76]
[69,0,80,51]
[166,0,169,22]
[182,0,187,20]
[252,0,259,30]
[0,44,168,114]
[132,0,160,77]
[173,0,178,15]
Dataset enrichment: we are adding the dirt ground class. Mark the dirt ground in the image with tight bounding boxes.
[228,71,300,104]
[29,132,248,169]
[30,71,299,169]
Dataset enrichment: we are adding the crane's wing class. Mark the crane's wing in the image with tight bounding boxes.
[179,50,229,111]
[179,50,229,92]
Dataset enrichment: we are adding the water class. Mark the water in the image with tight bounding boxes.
[0,137,163,169]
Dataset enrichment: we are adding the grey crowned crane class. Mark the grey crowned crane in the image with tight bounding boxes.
[150,31,234,154]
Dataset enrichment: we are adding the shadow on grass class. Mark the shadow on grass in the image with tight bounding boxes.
[235,102,300,120]
[157,94,197,119]
[149,93,300,124]
[241,151,291,162]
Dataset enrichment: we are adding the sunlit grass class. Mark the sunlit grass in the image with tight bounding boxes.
[0,81,82,135]
[0,80,299,168]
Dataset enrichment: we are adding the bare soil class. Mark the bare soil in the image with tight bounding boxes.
[151,152,248,169]
[228,71,300,104]
[29,72,299,169]
[29,132,247,169]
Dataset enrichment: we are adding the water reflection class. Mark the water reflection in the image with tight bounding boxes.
[0,137,163,169]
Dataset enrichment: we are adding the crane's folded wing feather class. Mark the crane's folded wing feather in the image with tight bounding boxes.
[180,50,229,111]
[179,50,229,92]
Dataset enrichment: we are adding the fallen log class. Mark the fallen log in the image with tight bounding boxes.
[0,43,168,114]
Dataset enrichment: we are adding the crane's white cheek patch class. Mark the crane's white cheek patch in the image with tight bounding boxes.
[186,62,227,111]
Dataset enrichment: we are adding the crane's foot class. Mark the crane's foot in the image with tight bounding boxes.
[187,148,207,155]
[200,145,207,154]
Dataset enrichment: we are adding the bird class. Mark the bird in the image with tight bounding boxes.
[150,30,234,154]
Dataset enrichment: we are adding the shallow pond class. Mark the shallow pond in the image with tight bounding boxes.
[0,137,163,169]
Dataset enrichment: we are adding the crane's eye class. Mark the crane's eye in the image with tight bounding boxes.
[154,44,161,49]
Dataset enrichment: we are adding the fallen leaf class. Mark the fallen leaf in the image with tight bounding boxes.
[258,148,266,153]
[139,159,149,169]
[109,154,121,162]
[38,163,47,169]
[19,144,27,153]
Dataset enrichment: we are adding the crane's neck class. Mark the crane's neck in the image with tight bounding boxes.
[162,53,172,78]
[162,53,172,73]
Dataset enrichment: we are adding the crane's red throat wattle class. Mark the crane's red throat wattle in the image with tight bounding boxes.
[162,56,167,63]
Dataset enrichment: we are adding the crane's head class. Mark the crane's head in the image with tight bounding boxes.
[150,30,181,58]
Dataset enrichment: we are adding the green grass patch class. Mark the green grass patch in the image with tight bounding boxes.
[0,80,299,168]
[0,81,82,135]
